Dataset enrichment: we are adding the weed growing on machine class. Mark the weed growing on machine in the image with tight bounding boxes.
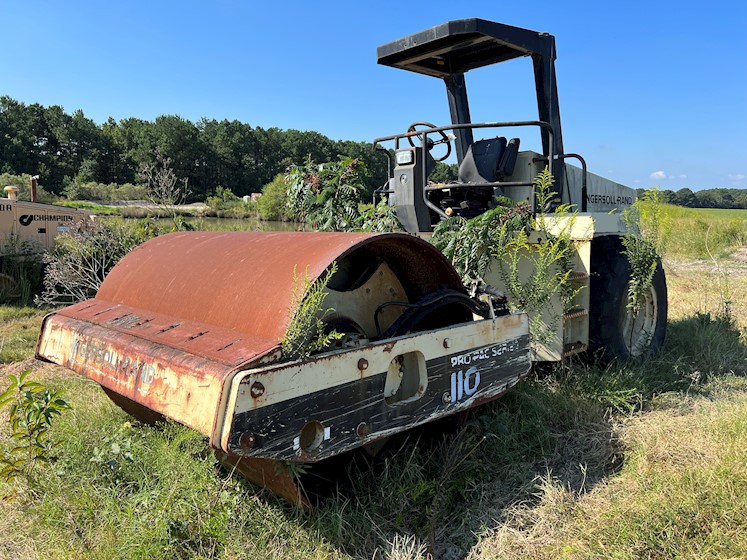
[281,262,344,361]
[432,167,581,343]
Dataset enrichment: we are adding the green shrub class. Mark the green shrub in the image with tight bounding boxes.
[0,369,70,484]
[257,174,294,221]
[206,186,257,218]
[63,180,148,202]
[286,157,367,231]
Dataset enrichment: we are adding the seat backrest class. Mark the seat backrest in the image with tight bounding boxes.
[458,137,507,183]
[497,137,520,180]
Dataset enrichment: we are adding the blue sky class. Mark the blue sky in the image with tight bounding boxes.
[3,0,746,191]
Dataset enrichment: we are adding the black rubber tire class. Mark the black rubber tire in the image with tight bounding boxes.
[588,235,667,362]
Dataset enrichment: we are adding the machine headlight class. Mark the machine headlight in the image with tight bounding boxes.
[396,150,414,165]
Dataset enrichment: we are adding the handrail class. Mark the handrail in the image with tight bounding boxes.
[373,120,557,223]
[554,153,588,212]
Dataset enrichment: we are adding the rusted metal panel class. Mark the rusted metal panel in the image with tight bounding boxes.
[36,231,469,441]
[52,299,277,366]
[215,451,310,510]
[215,314,530,461]
[95,231,466,344]
[37,313,244,436]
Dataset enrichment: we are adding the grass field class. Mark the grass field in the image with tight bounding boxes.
[0,207,745,559]
[650,204,747,259]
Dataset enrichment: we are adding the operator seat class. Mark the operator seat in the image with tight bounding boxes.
[457,136,521,184]
[458,137,507,184]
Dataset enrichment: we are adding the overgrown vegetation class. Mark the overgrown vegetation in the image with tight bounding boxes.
[280,263,343,361]
[287,157,366,231]
[35,219,154,306]
[286,157,402,232]
[0,209,746,558]
[433,168,579,342]
[0,369,69,485]
[620,189,665,350]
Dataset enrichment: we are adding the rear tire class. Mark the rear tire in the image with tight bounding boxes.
[588,235,667,362]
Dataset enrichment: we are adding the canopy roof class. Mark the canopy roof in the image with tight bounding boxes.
[377,18,555,79]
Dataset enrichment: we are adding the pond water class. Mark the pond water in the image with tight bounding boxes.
[152,217,302,232]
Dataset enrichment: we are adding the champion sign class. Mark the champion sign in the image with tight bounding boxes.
[19,214,76,226]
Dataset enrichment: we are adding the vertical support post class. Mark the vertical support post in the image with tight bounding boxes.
[444,73,473,165]
[532,41,566,197]
[30,175,39,203]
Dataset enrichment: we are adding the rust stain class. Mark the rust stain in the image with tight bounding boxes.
[214,451,311,511]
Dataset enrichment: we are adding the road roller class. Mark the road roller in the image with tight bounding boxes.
[35,19,666,506]
[37,231,530,505]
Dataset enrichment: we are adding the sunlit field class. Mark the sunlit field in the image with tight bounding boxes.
[1,208,745,559]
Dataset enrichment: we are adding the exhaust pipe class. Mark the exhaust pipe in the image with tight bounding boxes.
[30,175,39,202]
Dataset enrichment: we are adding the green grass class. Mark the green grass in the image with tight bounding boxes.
[0,306,46,364]
[642,203,747,259]
[0,205,745,558]
[56,200,122,215]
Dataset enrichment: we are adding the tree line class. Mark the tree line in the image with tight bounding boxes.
[637,187,747,210]
[2,95,744,210]
[0,96,389,201]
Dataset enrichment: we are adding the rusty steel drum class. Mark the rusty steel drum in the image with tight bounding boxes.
[37,231,475,507]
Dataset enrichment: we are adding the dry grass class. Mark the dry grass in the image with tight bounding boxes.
[469,387,747,559]
[665,243,747,319]
[464,256,747,559]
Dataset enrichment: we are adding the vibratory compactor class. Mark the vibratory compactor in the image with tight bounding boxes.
[37,231,530,505]
[36,18,666,506]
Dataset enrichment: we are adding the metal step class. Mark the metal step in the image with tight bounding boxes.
[563,308,589,321]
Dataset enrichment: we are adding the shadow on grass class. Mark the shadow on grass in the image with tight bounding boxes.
[306,312,747,558]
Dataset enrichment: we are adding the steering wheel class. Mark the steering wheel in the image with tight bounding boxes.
[405,121,452,162]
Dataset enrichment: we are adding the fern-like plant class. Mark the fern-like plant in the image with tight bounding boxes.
[281,262,344,361]
[432,168,581,343]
